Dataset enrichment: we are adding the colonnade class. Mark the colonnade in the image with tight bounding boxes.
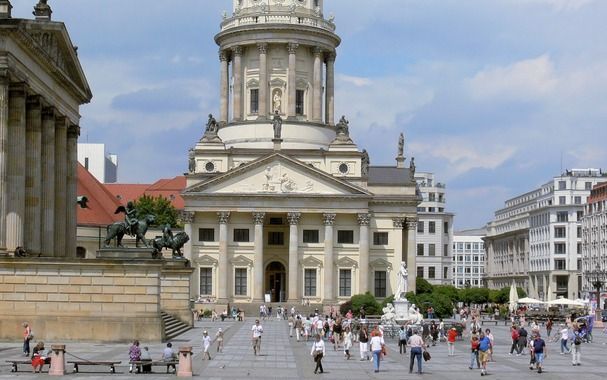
[218,43,336,125]
[0,75,79,257]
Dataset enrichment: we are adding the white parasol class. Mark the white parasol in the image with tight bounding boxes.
[545,298,585,306]
[509,281,519,312]
[517,297,544,304]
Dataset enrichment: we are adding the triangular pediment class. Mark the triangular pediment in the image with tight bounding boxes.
[369,258,392,271]
[336,256,358,268]
[184,153,372,197]
[230,255,253,267]
[15,21,92,104]
[300,256,323,268]
[195,255,218,267]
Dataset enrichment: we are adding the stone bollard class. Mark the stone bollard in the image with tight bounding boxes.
[177,346,193,377]
[48,344,66,376]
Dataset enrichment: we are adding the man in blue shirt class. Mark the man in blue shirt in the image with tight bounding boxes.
[532,334,547,373]
[478,331,492,376]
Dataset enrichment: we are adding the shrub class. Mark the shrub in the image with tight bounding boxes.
[416,278,433,294]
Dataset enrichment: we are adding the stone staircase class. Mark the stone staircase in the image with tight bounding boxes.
[161,311,191,341]
[231,302,327,317]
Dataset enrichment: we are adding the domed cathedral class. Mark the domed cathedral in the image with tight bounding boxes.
[183,0,419,307]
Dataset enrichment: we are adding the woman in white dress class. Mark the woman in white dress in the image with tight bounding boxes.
[343,326,353,359]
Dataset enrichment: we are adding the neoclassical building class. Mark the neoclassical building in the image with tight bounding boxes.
[182,0,419,304]
[0,1,92,258]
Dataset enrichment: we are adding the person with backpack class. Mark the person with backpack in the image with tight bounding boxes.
[517,326,528,355]
[571,324,582,366]
[398,326,408,354]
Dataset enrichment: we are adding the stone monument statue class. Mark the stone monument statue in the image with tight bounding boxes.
[398,132,404,157]
[380,303,397,325]
[151,224,190,259]
[333,115,353,143]
[361,149,369,177]
[103,202,156,249]
[201,114,222,142]
[395,261,408,300]
[272,110,283,139]
[188,148,195,173]
[408,303,423,324]
[409,157,416,180]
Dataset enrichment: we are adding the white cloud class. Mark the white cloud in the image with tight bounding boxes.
[513,0,595,11]
[467,54,558,101]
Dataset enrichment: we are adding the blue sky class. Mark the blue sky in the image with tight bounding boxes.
[12,0,607,229]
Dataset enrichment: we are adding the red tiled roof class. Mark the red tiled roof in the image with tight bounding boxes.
[105,176,186,210]
[104,183,150,204]
[77,164,123,227]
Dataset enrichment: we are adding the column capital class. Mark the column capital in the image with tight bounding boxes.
[357,213,371,226]
[392,217,406,229]
[26,94,42,108]
[257,42,268,54]
[217,211,231,224]
[54,115,67,127]
[41,106,55,120]
[287,212,301,225]
[180,211,195,224]
[231,46,243,56]
[405,217,418,230]
[287,42,299,54]
[326,51,336,62]
[252,212,266,225]
[9,82,27,97]
[323,213,336,226]
[67,124,80,138]
[219,49,229,62]
[0,68,9,84]
[312,46,323,57]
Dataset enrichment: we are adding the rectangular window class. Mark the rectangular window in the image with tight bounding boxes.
[554,243,566,254]
[443,266,449,279]
[554,226,566,238]
[268,231,284,245]
[444,244,449,257]
[199,268,212,295]
[304,269,316,297]
[577,226,582,238]
[465,267,471,274]
[429,221,436,234]
[428,267,435,279]
[233,228,250,242]
[234,268,247,296]
[417,244,424,256]
[429,244,436,256]
[296,89,305,115]
[577,211,584,221]
[269,217,283,225]
[557,211,568,222]
[417,221,424,233]
[577,259,582,270]
[303,229,319,243]
[374,271,387,298]
[554,259,566,270]
[585,182,592,190]
[339,269,351,297]
[337,230,354,244]
[417,266,424,279]
[443,221,449,234]
[428,193,436,201]
[574,196,582,205]
[198,228,215,242]
[558,181,566,190]
[559,196,566,205]
[373,232,389,245]
[250,89,259,114]
[577,242,582,255]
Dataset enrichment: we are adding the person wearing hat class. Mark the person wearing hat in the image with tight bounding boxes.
[447,327,458,356]
[202,331,212,360]
[215,328,224,353]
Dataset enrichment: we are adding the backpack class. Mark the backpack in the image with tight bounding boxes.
[574,335,582,345]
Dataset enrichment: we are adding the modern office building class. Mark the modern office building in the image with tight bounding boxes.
[414,172,453,285]
[77,143,118,183]
[452,228,486,288]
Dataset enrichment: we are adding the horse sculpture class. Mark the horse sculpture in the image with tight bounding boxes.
[152,231,190,259]
[103,214,155,248]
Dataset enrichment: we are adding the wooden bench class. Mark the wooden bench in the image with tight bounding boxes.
[6,359,35,373]
[480,320,499,326]
[68,360,121,373]
[129,360,178,374]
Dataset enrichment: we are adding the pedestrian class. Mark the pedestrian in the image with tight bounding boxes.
[369,329,385,373]
[288,315,294,337]
[202,331,212,360]
[545,318,553,337]
[162,342,177,373]
[430,320,439,346]
[518,326,528,355]
[407,328,425,374]
[358,325,370,360]
[469,334,480,370]
[439,319,445,341]
[531,333,547,373]
[478,331,492,376]
[295,316,303,342]
[333,318,343,350]
[311,334,325,374]
[508,326,520,355]
[571,327,582,366]
[447,327,457,356]
[485,328,494,362]
[343,326,353,359]
[398,325,408,354]
[22,322,32,357]
[559,324,570,354]
[215,328,224,352]
[251,319,263,356]
[128,340,141,373]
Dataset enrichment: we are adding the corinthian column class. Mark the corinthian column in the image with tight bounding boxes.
[287,43,298,119]
[217,211,231,301]
[257,43,268,120]
[65,124,79,258]
[40,106,55,256]
[219,50,229,124]
[312,47,323,122]
[358,213,371,294]
[54,116,67,257]
[323,213,336,302]
[252,212,265,301]
[24,95,42,254]
[232,46,243,121]
[287,212,301,302]
[6,83,27,252]
[0,72,8,253]
[325,52,336,125]
[392,217,405,297]
[405,218,418,293]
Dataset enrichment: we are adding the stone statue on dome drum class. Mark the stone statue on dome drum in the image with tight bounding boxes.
[361,149,369,177]
[398,132,404,157]
[272,110,282,139]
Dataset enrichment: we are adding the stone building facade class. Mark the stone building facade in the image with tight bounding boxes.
[581,181,607,305]
[0,1,92,258]
[183,0,419,304]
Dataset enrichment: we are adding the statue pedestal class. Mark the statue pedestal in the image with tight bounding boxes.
[272,138,282,151]
[393,299,410,322]
[97,248,156,260]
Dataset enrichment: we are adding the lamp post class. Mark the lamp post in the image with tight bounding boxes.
[584,269,607,317]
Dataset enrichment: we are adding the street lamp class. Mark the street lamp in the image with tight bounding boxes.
[584,269,607,312]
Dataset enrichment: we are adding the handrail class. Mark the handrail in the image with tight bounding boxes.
[220,13,336,32]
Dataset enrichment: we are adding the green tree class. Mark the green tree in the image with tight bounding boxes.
[133,194,180,227]
[416,277,433,294]
[434,285,460,303]
[459,288,490,305]
[340,292,380,316]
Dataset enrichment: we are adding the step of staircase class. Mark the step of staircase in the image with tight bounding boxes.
[161,311,191,341]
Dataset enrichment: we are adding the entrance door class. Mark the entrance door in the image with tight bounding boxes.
[266,261,286,303]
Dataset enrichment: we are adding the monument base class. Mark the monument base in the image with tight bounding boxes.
[272,138,283,151]
[97,248,156,260]
[393,299,410,322]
